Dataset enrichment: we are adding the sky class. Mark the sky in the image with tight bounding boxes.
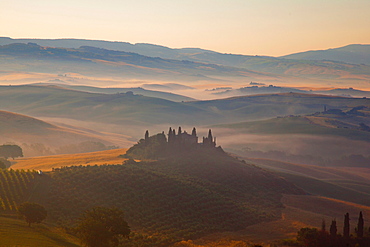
[1,0,370,56]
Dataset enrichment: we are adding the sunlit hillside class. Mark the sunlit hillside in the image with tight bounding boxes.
[11,148,128,171]
[244,157,370,206]
[189,195,370,246]
[0,110,132,154]
[0,215,80,247]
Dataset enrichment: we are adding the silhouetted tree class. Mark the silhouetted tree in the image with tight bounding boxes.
[191,127,197,136]
[18,202,47,227]
[321,219,326,232]
[208,129,213,141]
[76,207,130,247]
[343,213,350,238]
[330,220,337,237]
[357,211,364,238]
[168,127,173,143]
[0,144,23,160]
[144,130,149,141]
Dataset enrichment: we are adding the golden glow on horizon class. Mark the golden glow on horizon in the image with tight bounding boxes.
[1,0,370,56]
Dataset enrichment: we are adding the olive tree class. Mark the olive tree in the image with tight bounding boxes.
[76,207,130,247]
[0,144,23,160]
[18,202,47,227]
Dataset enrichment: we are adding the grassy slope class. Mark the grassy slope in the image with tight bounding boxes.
[245,157,370,206]
[0,216,80,247]
[194,194,370,245]
[4,148,370,245]
[11,148,128,171]
[6,148,302,241]
[0,110,130,148]
[215,116,370,142]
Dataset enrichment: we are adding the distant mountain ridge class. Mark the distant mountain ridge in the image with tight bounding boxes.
[0,43,281,83]
[281,44,370,65]
[2,37,369,65]
[0,37,216,59]
[34,84,195,102]
[1,38,370,87]
[213,84,370,98]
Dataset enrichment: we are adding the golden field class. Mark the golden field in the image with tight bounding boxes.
[11,148,128,171]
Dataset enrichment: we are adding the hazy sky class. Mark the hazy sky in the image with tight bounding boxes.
[1,0,369,56]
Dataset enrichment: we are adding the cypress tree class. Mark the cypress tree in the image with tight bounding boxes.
[357,211,364,238]
[168,127,173,143]
[208,129,213,141]
[191,127,197,136]
[330,220,337,237]
[172,129,176,144]
[145,130,149,140]
[343,213,350,238]
[321,219,326,232]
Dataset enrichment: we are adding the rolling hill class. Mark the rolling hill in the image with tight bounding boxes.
[0,84,219,128]
[242,157,370,207]
[212,84,370,98]
[0,43,283,85]
[281,44,370,65]
[0,37,217,59]
[3,132,369,245]
[191,194,370,245]
[0,85,369,139]
[1,38,370,90]
[50,84,195,102]
[1,137,303,243]
[0,215,80,247]
[0,110,131,156]
[188,92,370,123]
[212,108,370,169]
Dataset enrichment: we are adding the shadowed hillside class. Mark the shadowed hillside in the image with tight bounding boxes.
[242,157,370,207]
[0,85,369,130]
[213,106,370,167]
[1,130,303,243]
[0,85,219,126]
[0,110,130,156]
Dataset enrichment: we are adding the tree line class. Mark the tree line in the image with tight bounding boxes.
[295,212,370,247]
